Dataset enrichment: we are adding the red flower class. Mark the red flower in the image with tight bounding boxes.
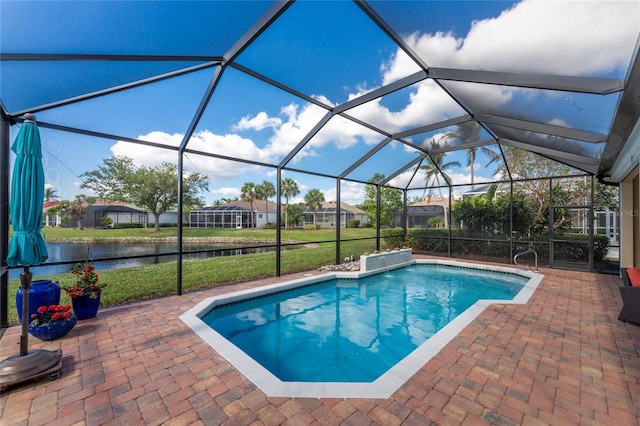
[63,261,107,299]
[29,304,75,326]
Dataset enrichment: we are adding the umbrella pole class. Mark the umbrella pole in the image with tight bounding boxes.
[0,267,62,390]
[19,267,31,356]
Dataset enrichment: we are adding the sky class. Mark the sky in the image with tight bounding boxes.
[3,0,639,208]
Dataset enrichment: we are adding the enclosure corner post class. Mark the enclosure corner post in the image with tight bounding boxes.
[335,178,341,265]
[276,168,282,277]
[0,113,10,328]
[176,152,184,295]
[376,185,381,252]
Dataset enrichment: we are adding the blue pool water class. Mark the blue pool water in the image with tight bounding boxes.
[201,264,527,383]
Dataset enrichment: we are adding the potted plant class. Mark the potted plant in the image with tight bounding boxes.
[63,261,108,320]
[28,304,77,341]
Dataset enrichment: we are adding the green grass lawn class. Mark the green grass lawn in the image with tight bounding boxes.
[37,225,377,242]
[6,226,380,325]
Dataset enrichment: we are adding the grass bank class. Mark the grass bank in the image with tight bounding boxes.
[38,226,377,242]
[6,227,380,325]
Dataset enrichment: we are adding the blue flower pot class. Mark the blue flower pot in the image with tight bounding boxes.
[29,314,77,341]
[72,291,102,320]
[16,280,61,323]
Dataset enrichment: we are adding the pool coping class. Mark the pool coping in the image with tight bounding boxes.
[179,259,543,398]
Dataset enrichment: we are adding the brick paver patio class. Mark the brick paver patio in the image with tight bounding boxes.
[1,258,639,425]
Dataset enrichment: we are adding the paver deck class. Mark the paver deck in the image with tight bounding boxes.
[1,257,640,425]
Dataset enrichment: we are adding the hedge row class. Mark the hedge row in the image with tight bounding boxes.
[381,228,610,263]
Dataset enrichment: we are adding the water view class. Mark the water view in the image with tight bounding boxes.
[7,242,276,280]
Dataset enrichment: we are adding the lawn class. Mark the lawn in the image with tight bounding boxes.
[6,226,381,325]
[37,225,377,242]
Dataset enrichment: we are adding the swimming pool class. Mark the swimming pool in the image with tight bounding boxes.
[181,259,542,398]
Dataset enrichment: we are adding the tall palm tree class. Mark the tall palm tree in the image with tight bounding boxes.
[304,189,325,229]
[280,178,299,229]
[44,187,59,202]
[240,182,258,228]
[444,122,504,189]
[256,180,275,225]
[444,122,481,189]
[420,140,461,199]
[419,140,461,227]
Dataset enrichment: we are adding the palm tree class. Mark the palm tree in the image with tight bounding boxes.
[419,140,461,227]
[54,194,95,230]
[43,187,60,226]
[256,180,275,225]
[280,178,299,229]
[420,140,461,199]
[444,122,481,189]
[304,189,325,229]
[286,204,305,228]
[44,187,59,202]
[444,122,504,189]
[240,182,258,228]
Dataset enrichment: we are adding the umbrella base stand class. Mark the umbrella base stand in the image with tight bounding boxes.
[0,349,62,391]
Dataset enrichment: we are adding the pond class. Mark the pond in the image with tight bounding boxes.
[7,241,277,280]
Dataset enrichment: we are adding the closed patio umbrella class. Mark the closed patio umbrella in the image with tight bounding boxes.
[6,114,49,267]
[0,113,61,391]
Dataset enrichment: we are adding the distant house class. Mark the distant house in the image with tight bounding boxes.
[91,204,148,228]
[390,205,445,228]
[54,199,148,229]
[43,200,61,226]
[302,201,369,228]
[190,200,278,228]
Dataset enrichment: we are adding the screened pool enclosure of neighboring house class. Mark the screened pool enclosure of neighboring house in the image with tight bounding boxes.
[1,1,640,327]
[190,205,253,229]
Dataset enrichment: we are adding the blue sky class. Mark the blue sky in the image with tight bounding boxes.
[3,0,638,207]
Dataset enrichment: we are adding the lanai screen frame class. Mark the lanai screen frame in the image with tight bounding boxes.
[1,1,640,328]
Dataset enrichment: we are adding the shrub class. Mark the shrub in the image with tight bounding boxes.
[347,219,360,228]
[145,223,177,228]
[114,223,144,229]
[381,228,404,248]
[383,228,610,264]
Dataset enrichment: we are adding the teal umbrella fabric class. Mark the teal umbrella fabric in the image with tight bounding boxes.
[6,117,49,267]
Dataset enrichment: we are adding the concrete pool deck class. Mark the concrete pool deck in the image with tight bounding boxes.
[1,256,640,425]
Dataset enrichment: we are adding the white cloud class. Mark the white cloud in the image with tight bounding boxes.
[381,49,423,85]
[347,79,467,133]
[210,187,241,199]
[405,0,637,76]
[320,181,367,206]
[265,103,328,158]
[233,111,282,132]
[340,181,367,205]
[111,130,274,181]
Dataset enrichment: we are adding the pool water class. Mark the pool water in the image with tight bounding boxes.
[201,264,527,383]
